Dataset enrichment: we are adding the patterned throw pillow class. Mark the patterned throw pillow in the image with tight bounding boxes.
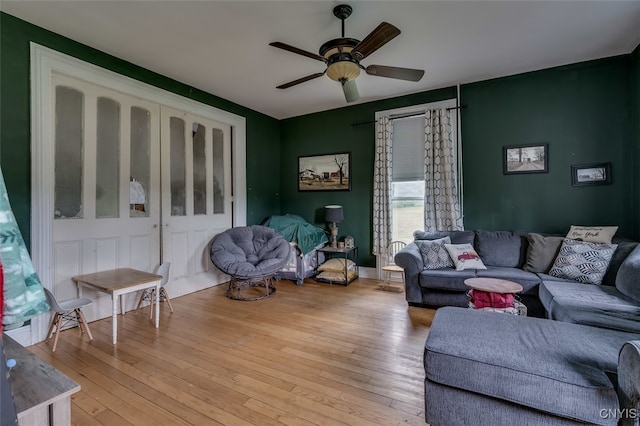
[548,239,617,285]
[444,243,487,271]
[415,237,453,270]
[566,225,618,244]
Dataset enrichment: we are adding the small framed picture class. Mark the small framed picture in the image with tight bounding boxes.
[571,163,612,186]
[503,143,548,174]
[298,152,351,192]
[345,235,354,249]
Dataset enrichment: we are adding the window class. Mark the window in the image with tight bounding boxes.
[391,115,426,243]
[386,102,459,243]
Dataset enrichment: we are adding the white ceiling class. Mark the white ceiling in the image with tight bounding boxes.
[2,1,640,119]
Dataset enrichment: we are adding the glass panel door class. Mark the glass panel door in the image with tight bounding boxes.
[170,117,187,216]
[96,97,120,219]
[52,74,161,322]
[130,106,151,217]
[212,128,225,214]
[54,86,84,219]
[192,122,207,216]
[161,106,232,295]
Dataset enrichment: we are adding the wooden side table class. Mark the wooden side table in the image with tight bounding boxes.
[4,334,80,425]
[315,246,359,285]
[464,278,523,294]
[464,277,527,316]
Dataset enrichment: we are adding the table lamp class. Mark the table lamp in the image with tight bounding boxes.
[324,205,344,248]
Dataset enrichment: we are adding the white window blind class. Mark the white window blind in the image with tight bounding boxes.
[392,115,425,182]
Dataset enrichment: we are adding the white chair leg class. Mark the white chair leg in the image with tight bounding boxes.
[149,289,155,320]
[161,288,174,313]
[52,314,63,352]
[383,271,391,290]
[134,290,146,315]
[46,314,57,341]
[77,308,93,341]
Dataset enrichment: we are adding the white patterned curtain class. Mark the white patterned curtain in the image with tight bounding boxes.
[423,108,464,231]
[372,116,393,256]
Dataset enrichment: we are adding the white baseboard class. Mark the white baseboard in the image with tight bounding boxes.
[357,267,377,279]
[5,325,32,346]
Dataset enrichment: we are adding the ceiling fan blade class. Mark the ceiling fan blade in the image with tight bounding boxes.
[365,65,425,82]
[341,79,360,103]
[269,42,327,63]
[352,22,401,60]
[276,73,325,89]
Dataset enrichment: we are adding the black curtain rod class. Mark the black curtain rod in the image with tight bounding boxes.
[351,104,468,128]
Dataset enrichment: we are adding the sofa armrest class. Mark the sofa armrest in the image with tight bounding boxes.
[618,340,640,426]
[616,245,640,303]
[395,243,424,304]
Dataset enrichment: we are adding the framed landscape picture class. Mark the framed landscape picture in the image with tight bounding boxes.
[298,152,351,192]
[571,163,611,186]
[503,143,548,174]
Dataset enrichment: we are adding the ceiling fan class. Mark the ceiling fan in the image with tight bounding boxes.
[270,4,425,103]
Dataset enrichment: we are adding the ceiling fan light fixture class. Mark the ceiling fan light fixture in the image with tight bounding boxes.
[270,3,424,101]
[326,60,360,82]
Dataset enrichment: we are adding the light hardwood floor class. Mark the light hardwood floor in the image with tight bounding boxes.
[28,278,435,425]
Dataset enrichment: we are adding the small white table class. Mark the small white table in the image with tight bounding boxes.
[72,268,162,344]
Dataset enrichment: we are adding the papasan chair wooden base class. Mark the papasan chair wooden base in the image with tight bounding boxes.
[210,225,291,301]
[225,275,277,301]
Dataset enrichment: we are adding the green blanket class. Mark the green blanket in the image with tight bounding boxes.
[263,214,328,255]
[1,168,49,329]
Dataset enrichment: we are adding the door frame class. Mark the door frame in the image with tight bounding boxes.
[28,43,246,345]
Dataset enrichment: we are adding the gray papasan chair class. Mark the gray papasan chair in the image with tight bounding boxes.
[210,225,291,300]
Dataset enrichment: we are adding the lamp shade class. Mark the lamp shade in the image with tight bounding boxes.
[324,205,344,223]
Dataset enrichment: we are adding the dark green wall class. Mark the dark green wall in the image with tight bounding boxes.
[0,12,281,247]
[281,88,456,267]
[3,11,638,263]
[461,57,634,236]
[282,56,636,267]
[632,44,640,240]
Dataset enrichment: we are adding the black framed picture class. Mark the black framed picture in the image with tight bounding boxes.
[503,143,548,174]
[571,163,612,186]
[298,152,351,192]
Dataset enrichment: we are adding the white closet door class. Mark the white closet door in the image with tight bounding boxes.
[52,74,161,321]
[160,106,232,295]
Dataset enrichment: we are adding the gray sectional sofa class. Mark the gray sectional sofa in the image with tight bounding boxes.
[539,241,640,333]
[397,229,640,425]
[395,229,638,318]
[424,308,640,425]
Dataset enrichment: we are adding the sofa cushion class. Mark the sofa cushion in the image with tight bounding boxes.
[475,267,540,295]
[549,299,640,333]
[522,233,565,273]
[474,230,528,268]
[425,307,637,425]
[549,239,617,285]
[542,281,636,308]
[540,281,640,332]
[536,273,576,284]
[415,237,453,269]
[616,245,640,303]
[413,230,475,245]
[419,268,476,291]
